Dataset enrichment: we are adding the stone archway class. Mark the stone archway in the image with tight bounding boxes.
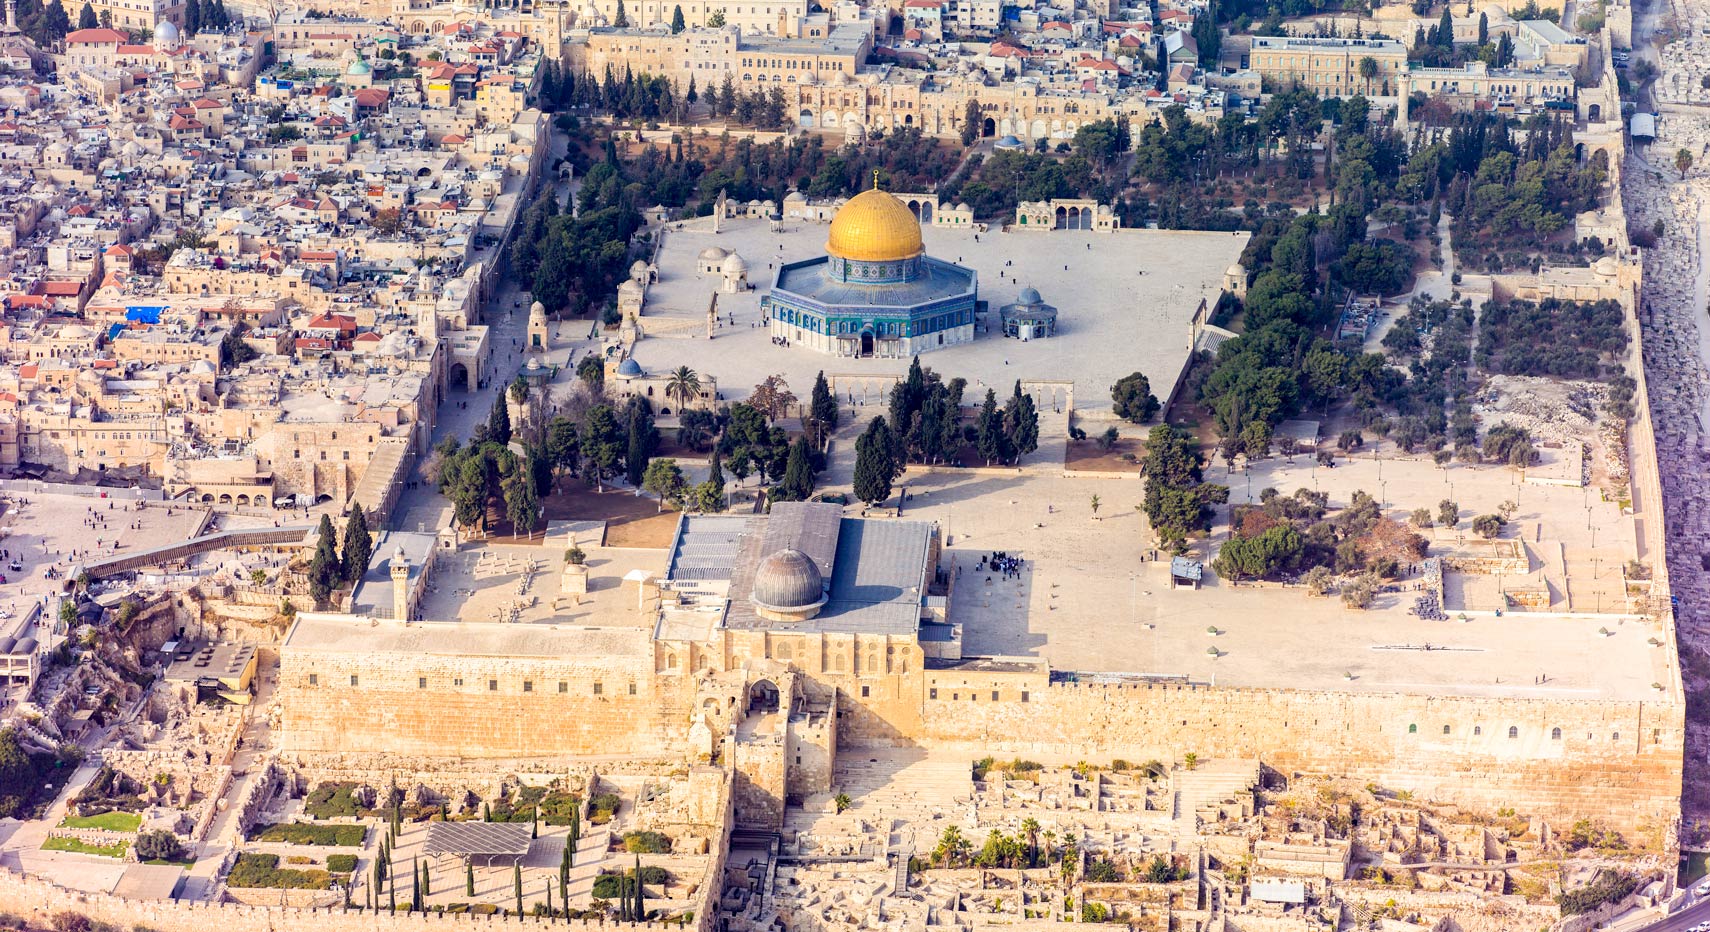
[748,679,780,713]
[982,117,995,137]
[799,109,815,129]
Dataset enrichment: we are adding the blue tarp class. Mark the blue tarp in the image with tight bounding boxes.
[124,306,164,324]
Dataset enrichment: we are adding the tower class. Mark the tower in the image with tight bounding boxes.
[390,545,410,621]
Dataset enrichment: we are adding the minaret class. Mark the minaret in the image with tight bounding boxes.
[6,0,18,33]
[390,545,410,621]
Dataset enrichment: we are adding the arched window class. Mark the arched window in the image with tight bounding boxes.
[1551,727,1562,740]
[1473,726,1482,735]
[1407,724,1417,734]
[1442,725,1451,735]
[1508,726,1519,739]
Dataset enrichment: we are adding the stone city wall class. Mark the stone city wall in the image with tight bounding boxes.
[0,866,720,932]
[279,650,694,759]
[907,674,1682,841]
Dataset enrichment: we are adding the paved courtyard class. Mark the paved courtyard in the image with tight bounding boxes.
[874,442,1665,702]
[631,216,1248,411]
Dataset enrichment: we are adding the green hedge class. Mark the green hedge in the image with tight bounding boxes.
[253,822,366,846]
[226,853,335,890]
[326,854,358,873]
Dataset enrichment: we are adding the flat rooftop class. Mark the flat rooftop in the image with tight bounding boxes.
[413,542,667,628]
[638,217,1246,412]
[282,614,649,658]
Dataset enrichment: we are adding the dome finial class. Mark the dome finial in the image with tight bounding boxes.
[872,169,880,191]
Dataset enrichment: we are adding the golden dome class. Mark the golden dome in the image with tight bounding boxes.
[826,188,923,262]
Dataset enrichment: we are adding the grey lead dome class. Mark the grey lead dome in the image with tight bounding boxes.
[750,548,825,612]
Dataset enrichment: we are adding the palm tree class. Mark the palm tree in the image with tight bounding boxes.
[665,365,702,413]
[1358,56,1378,95]
[1020,817,1041,866]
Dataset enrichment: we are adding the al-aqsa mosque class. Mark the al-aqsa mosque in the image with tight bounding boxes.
[761,183,978,358]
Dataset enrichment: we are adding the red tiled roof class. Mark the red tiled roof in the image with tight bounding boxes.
[66,28,127,44]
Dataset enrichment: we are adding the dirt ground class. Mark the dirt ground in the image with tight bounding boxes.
[1064,438,1142,472]
[484,484,682,548]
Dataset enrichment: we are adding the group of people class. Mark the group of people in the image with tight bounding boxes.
[979,551,1024,580]
[771,336,792,347]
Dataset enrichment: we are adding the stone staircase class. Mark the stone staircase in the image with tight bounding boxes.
[1172,758,1259,836]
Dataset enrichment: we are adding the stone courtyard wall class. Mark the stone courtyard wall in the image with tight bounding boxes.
[0,868,716,932]
[910,672,1682,841]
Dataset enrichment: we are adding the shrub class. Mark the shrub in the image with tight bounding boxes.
[1558,869,1639,915]
[226,852,335,890]
[253,822,366,846]
[622,830,672,853]
[1471,514,1506,539]
[592,866,673,898]
[327,854,358,873]
[133,830,182,862]
[589,792,621,823]
[303,782,361,819]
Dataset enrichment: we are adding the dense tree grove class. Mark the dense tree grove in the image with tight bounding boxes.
[1475,298,1628,379]
[1212,486,1428,583]
[1142,426,1228,552]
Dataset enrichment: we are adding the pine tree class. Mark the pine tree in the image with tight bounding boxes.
[853,417,895,506]
[308,513,340,606]
[340,503,372,584]
[76,2,95,28]
[717,74,736,116]
[1436,6,1452,47]
[670,3,684,31]
[779,436,814,501]
[489,392,513,446]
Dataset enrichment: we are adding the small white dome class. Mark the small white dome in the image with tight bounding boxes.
[698,246,729,261]
[721,252,748,274]
[530,300,545,317]
[153,19,180,46]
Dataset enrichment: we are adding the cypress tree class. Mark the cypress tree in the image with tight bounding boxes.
[466,861,475,897]
[547,877,554,916]
[780,436,814,501]
[634,853,645,920]
[514,861,523,915]
[421,858,430,897]
[411,857,421,911]
[853,417,895,506]
[670,3,684,31]
[568,805,580,866]
[809,370,838,446]
[560,838,572,892]
[975,389,1007,466]
[308,513,340,605]
[489,392,513,446]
